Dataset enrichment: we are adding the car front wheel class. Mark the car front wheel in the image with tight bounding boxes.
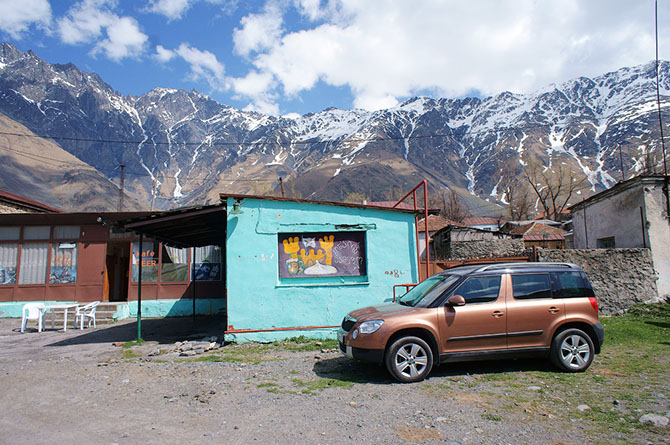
[550,328,594,372]
[385,336,433,383]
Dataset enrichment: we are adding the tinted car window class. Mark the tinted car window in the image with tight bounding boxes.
[453,275,501,303]
[512,273,552,299]
[552,271,585,298]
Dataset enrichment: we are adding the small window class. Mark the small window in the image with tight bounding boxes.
[131,240,159,282]
[597,237,615,248]
[49,242,78,284]
[453,275,501,303]
[53,226,80,239]
[0,227,20,241]
[18,242,49,284]
[161,246,189,282]
[552,271,586,298]
[23,226,50,240]
[0,243,18,284]
[512,273,552,299]
[194,246,222,281]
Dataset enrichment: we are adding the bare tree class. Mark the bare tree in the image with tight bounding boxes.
[430,189,471,223]
[498,158,533,220]
[524,159,589,221]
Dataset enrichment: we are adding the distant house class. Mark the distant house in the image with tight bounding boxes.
[461,216,506,231]
[0,190,61,214]
[417,214,458,260]
[431,224,523,260]
[570,175,670,298]
[509,221,567,249]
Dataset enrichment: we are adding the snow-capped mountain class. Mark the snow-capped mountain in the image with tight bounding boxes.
[0,42,668,212]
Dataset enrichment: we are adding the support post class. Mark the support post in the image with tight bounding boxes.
[137,233,142,340]
[192,246,196,322]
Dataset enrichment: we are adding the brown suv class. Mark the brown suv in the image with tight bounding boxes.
[338,263,604,382]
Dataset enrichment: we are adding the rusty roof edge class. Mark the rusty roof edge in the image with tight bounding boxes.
[219,193,421,214]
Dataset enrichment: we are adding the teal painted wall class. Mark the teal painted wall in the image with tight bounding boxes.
[225,197,418,342]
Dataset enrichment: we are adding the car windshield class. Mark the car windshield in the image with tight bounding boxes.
[398,274,459,307]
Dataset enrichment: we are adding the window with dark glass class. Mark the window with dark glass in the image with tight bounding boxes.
[161,246,189,282]
[511,273,552,299]
[453,275,501,303]
[552,271,588,298]
[596,237,615,248]
[194,246,221,281]
[131,240,160,282]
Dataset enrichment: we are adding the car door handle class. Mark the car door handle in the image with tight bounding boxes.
[548,307,561,314]
[492,311,504,318]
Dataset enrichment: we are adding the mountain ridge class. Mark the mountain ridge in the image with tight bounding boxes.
[0,41,668,214]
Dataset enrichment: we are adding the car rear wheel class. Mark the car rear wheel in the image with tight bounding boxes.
[550,328,594,372]
[385,336,433,383]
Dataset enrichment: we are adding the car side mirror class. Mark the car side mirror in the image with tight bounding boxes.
[447,295,466,306]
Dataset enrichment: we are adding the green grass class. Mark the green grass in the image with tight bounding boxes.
[121,339,145,348]
[420,304,670,442]
[291,377,354,395]
[122,349,142,359]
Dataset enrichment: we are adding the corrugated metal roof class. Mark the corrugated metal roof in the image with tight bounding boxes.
[0,189,62,213]
[510,221,566,241]
[462,216,506,227]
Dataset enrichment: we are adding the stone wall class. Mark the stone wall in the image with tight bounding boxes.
[537,248,659,314]
[448,239,525,260]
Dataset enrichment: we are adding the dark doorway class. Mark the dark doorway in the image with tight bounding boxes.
[105,241,130,302]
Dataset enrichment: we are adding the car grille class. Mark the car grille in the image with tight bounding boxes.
[341,316,355,332]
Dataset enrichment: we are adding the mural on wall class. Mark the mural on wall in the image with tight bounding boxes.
[279,232,366,278]
[0,267,16,285]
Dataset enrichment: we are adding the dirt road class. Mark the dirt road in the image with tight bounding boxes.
[0,317,666,444]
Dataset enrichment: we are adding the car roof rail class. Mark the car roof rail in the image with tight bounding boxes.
[474,262,578,272]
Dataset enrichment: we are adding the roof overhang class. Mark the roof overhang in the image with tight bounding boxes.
[116,203,227,248]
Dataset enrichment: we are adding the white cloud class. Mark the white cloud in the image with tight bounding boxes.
[233,0,670,111]
[57,0,148,61]
[147,0,192,21]
[174,43,226,89]
[233,2,283,56]
[93,16,148,61]
[154,44,176,62]
[147,0,235,20]
[0,0,51,39]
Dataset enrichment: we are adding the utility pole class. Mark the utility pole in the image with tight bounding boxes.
[118,164,125,212]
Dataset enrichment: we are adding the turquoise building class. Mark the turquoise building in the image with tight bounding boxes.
[222,195,419,342]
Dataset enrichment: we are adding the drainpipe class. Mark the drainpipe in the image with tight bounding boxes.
[582,200,589,249]
[640,207,647,248]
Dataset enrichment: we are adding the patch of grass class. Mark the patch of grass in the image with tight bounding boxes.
[122,339,145,349]
[122,349,141,359]
[481,413,502,421]
[271,336,338,352]
[291,377,354,395]
[257,382,279,388]
[186,354,243,363]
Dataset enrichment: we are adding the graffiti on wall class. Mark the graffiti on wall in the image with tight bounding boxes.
[278,232,366,278]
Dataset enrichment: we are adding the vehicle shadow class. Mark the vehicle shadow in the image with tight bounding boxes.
[44,316,226,347]
[645,320,670,329]
[313,356,556,384]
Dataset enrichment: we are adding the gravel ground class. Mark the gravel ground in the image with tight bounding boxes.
[0,317,666,444]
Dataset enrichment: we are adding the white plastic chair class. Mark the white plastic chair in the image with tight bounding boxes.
[74,301,99,330]
[21,303,47,333]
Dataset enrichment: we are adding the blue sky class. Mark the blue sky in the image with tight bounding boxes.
[0,0,668,116]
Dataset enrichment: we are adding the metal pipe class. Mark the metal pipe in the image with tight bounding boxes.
[640,206,647,248]
[137,233,142,340]
[192,246,196,322]
[423,180,430,279]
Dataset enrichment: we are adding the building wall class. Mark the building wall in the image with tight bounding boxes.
[224,197,418,341]
[571,184,646,249]
[644,182,670,298]
[538,248,659,314]
[449,238,525,260]
[572,179,670,298]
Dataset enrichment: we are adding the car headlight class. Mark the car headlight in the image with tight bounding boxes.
[359,320,384,334]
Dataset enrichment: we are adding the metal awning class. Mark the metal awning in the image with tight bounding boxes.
[117,203,227,248]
